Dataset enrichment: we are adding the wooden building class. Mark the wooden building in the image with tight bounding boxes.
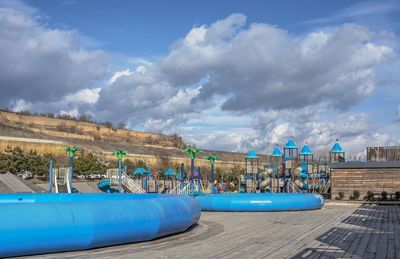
[330,161,400,199]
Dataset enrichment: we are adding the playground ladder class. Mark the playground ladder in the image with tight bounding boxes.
[168,183,181,194]
[121,172,146,194]
[287,181,303,193]
[169,181,191,195]
[319,179,331,194]
[178,182,192,195]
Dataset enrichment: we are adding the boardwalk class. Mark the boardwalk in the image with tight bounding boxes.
[27,203,400,259]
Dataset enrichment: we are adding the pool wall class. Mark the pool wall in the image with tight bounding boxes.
[195,193,324,211]
[0,193,200,257]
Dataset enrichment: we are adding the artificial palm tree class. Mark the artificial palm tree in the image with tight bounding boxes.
[112,150,128,192]
[204,155,221,193]
[182,147,202,194]
[64,147,80,189]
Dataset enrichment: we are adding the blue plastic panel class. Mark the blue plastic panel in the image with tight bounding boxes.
[0,193,200,257]
[195,193,324,211]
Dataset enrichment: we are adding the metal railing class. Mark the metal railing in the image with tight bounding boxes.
[121,172,146,194]
[288,181,303,193]
[169,181,192,195]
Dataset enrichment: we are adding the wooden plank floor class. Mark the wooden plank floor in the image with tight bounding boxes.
[26,204,400,259]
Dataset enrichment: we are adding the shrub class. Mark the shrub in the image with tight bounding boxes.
[335,196,340,200]
[381,191,388,201]
[338,192,345,200]
[396,191,400,200]
[367,191,373,200]
[353,190,360,200]
[349,195,354,200]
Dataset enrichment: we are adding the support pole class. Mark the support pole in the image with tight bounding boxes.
[190,159,194,195]
[69,157,73,191]
[49,159,53,193]
[197,166,201,193]
[163,175,166,193]
[211,163,215,193]
[118,159,122,193]
[180,163,184,192]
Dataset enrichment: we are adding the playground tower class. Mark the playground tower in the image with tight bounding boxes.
[270,144,283,165]
[245,149,259,192]
[330,139,345,163]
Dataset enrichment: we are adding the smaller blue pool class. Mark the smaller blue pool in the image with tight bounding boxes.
[195,193,324,212]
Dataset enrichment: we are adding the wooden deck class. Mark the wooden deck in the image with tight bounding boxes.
[27,203,400,259]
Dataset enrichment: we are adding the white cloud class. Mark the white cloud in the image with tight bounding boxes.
[91,14,397,157]
[10,99,31,112]
[0,6,108,107]
[109,69,134,85]
[59,107,79,118]
[160,15,394,112]
[64,88,101,104]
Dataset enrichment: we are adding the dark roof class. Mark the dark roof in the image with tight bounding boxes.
[367,146,400,150]
[330,161,400,169]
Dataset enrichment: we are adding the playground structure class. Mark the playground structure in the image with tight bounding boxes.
[46,141,336,199]
[98,167,146,193]
[240,139,345,197]
[48,140,343,197]
[49,162,78,193]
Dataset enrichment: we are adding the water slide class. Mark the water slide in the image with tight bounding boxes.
[258,168,273,191]
[0,193,200,257]
[195,193,324,212]
[293,165,309,190]
[97,179,119,193]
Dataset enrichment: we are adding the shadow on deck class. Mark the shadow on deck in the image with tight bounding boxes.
[292,204,399,259]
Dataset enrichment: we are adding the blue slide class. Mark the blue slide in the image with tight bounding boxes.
[195,193,324,212]
[0,193,201,257]
[97,179,119,193]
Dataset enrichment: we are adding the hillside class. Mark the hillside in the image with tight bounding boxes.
[0,111,269,168]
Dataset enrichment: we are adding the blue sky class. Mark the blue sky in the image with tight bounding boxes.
[26,0,362,55]
[0,0,399,159]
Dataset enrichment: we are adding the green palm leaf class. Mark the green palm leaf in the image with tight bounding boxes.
[203,155,221,165]
[182,147,203,160]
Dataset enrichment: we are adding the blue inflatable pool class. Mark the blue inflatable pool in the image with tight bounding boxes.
[0,193,201,257]
[195,193,324,211]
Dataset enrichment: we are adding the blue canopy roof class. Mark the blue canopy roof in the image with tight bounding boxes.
[300,144,313,156]
[163,168,176,176]
[133,168,151,175]
[271,146,282,157]
[284,138,298,149]
[246,149,258,159]
[331,140,344,153]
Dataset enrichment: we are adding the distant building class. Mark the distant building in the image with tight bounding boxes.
[367,146,400,162]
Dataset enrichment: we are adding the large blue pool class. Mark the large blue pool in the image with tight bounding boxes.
[0,193,201,257]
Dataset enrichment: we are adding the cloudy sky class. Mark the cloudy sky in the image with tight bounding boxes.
[0,0,399,159]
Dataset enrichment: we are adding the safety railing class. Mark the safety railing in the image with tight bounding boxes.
[121,172,146,193]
